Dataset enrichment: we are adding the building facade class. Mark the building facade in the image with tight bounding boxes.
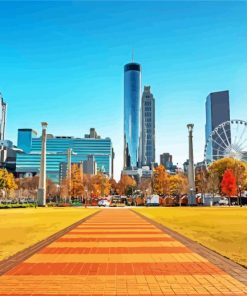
[124,63,141,169]
[141,86,155,167]
[205,91,231,161]
[160,153,172,169]
[16,128,113,183]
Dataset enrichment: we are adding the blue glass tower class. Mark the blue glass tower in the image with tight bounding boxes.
[124,63,141,169]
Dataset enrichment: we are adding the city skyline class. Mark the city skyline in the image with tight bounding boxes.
[1,2,247,180]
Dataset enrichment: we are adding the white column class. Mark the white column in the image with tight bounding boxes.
[37,122,48,206]
[187,124,196,205]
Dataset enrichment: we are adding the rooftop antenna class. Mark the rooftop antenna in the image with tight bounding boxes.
[132,48,134,62]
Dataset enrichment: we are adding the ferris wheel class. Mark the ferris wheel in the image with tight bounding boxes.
[204,119,247,167]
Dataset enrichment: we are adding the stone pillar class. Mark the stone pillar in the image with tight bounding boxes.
[37,122,48,206]
[187,124,196,205]
[67,148,72,201]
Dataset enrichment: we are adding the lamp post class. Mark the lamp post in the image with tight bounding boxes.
[187,124,196,205]
[84,189,88,208]
[239,185,242,207]
[37,122,48,206]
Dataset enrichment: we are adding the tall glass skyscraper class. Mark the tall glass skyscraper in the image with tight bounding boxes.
[124,63,141,169]
[205,90,231,161]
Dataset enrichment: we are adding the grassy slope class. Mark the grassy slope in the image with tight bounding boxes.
[134,207,247,267]
[0,207,98,260]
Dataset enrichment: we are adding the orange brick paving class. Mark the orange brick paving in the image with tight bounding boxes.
[0,209,246,295]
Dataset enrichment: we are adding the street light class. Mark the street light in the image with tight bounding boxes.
[84,189,88,208]
[239,185,242,207]
[189,187,194,206]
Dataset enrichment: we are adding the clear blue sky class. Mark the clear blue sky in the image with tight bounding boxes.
[1,1,247,180]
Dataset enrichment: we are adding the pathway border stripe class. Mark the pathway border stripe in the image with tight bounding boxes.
[132,209,247,287]
[0,210,101,275]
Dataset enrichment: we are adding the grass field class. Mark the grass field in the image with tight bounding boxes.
[0,207,98,260]
[134,207,247,267]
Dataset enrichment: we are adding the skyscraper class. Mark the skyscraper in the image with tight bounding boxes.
[141,86,155,167]
[205,90,231,161]
[124,63,141,169]
[0,93,7,141]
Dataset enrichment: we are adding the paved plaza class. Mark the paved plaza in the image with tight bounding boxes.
[0,209,246,295]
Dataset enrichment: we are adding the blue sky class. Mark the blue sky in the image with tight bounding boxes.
[1,1,247,180]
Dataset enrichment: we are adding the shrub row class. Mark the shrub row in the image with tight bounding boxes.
[0,203,36,209]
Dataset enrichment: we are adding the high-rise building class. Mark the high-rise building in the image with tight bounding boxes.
[141,86,155,167]
[124,62,141,169]
[16,128,113,183]
[205,91,231,161]
[84,128,101,139]
[0,93,7,141]
[83,155,97,175]
[160,153,173,168]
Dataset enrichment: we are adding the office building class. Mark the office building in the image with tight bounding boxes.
[83,155,97,175]
[85,128,101,139]
[141,86,155,167]
[124,62,141,169]
[16,128,113,183]
[205,91,231,161]
[160,153,173,169]
[0,140,19,173]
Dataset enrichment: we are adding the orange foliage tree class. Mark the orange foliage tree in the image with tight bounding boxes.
[91,173,111,197]
[70,164,84,198]
[117,175,136,195]
[152,165,169,195]
[221,169,237,205]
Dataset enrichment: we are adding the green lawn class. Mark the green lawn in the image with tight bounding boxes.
[134,207,247,267]
[0,207,98,260]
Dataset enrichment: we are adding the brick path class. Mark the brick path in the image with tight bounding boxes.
[0,209,246,295]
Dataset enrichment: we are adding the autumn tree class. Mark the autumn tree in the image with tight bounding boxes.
[195,167,208,195]
[91,173,111,197]
[109,178,118,194]
[0,169,17,198]
[138,178,152,196]
[221,169,237,206]
[69,164,84,199]
[117,175,136,195]
[209,158,247,187]
[207,170,220,197]
[168,174,188,196]
[152,165,169,195]
[17,176,59,200]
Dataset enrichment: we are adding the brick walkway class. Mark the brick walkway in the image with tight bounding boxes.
[0,209,246,295]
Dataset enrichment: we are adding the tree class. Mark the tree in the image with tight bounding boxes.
[70,164,84,198]
[207,170,220,197]
[16,176,59,201]
[195,167,208,195]
[91,173,111,197]
[221,169,237,206]
[117,175,136,195]
[138,178,152,196]
[152,165,169,195]
[109,178,118,194]
[0,169,17,198]
[208,158,247,197]
[168,174,188,196]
